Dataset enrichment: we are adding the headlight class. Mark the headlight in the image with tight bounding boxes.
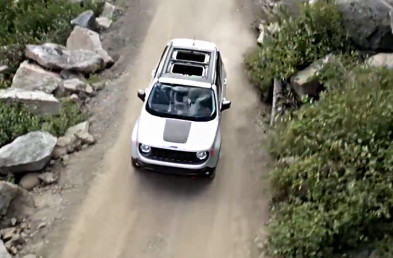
[140,144,151,154]
[196,151,208,160]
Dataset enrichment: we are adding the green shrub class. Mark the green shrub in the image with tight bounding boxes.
[267,67,393,257]
[41,100,86,137]
[246,1,352,100]
[0,102,40,146]
[0,101,86,146]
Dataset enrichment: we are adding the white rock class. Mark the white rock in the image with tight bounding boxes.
[63,78,94,95]
[0,131,57,174]
[366,53,393,69]
[38,172,58,185]
[19,173,40,191]
[71,10,98,31]
[11,61,62,93]
[0,88,59,115]
[96,17,112,29]
[67,26,114,66]
[76,131,95,145]
[101,2,116,19]
[25,43,105,74]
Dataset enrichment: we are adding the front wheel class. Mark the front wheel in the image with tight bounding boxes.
[131,158,141,169]
[207,168,216,180]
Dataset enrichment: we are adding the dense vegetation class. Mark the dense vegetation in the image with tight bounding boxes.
[0,0,99,146]
[246,1,393,257]
[0,101,86,146]
[245,1,352,101]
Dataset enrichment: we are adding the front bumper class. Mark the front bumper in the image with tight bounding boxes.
[133,158,214,176]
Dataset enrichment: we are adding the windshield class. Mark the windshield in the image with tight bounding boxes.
[146,83,216,122]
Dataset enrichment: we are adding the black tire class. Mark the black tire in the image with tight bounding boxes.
[207,168,216,180]
[131,158,140,169]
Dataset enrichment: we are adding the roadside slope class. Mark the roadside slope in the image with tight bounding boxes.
[58,0,270,257]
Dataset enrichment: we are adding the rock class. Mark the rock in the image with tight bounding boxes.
[38,173,58,185]
[52,147,67,160]
[96,17,112,30]
[257,22,280,45]
[91,81,105,91]
[11,61,62,94]
[19,173,40,191]
[0,240,11,258]
[67,26,114,66]
[0,88,60,115]
[66,121,90,138]
[25,43,105,74]
[0,227,16,241]
[10,218,16,226]
[0,66,10,74]
[291,54,340,98]
[0,131,57,174]
[101,2,116,19]
[71,10,98,31]
[69,94,80,103]
[0,182,34,221]
[366,53,393,69]
[56,136,73,148]
[62,155,70,162]
[63,78,94,95]
[76,132,95,145]
[337,0,393,51]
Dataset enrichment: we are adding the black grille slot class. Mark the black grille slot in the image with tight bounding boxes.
[142,147,207,165]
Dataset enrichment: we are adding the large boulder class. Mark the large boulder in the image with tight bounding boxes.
[11,61,62,94]
[67,26,114,66]
[337,0,393,51]
[0,131,57,174]
[291,55,340,98]
[366,53,393,69]
[0,88,59,115]
[25,43,105,74]
[71,10,99,31]
[0,181,34,220]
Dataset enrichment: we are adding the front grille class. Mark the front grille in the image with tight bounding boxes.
[141,147,208,165]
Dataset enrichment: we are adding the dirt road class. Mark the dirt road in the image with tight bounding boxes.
[57,0,270,257]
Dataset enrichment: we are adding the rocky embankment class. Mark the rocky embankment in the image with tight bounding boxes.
[0,2,123,257]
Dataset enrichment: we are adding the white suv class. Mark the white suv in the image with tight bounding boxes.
[130,38,231,179]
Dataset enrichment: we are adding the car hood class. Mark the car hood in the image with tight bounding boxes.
[137,110,218,151]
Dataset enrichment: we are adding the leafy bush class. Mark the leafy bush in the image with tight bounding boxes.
[267,67,393,257]
[0,102,40,146]
[0,101,86,146]
[246,1,352,100]
[41,100,86,137]
[0,0,103,70]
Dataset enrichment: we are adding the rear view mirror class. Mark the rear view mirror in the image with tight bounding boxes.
[137,89,146,102]
[222,99,231,111]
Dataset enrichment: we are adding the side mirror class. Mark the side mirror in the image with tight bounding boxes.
[137,89,146,102]
[222,99,231,111]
